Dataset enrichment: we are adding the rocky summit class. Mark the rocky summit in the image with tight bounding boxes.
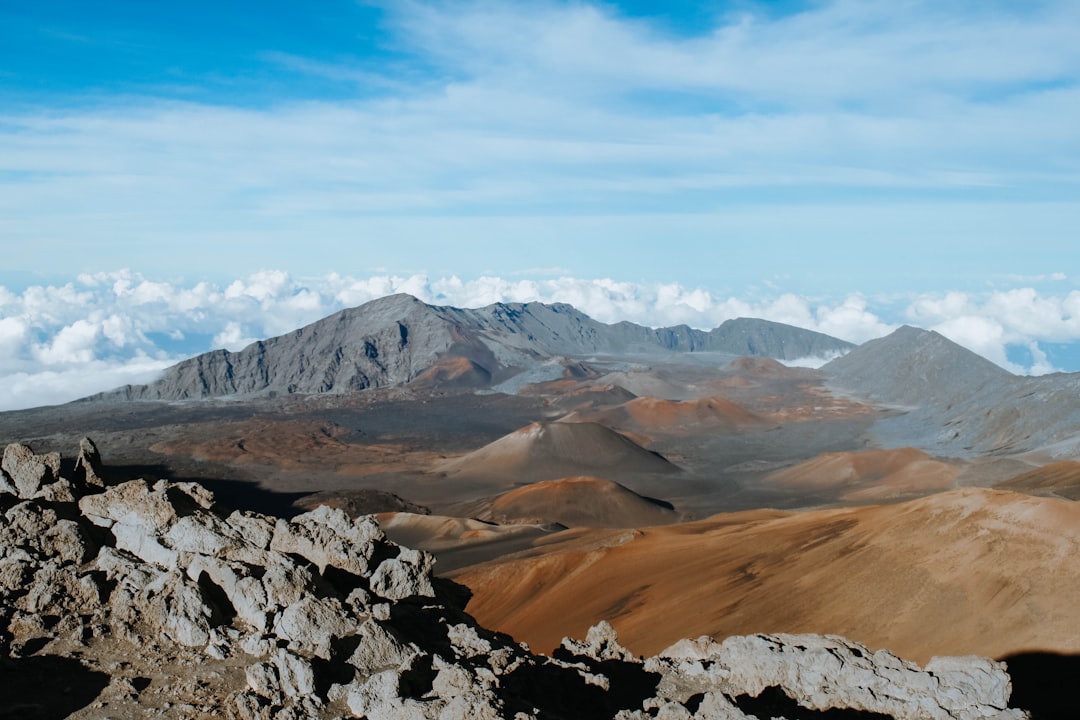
[0,440,1025,719]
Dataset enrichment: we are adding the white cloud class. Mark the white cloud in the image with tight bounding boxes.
[212,322,259,353]
[33,319,101,366]
[904,288,1080,373]
[0,317,29,364]
[1028,342,1057,377]
[225,270,292,303]
[930,315,1018,372]
[814,295,897,345]
[0,356,174,412]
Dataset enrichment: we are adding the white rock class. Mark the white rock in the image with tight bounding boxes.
[272,648,317,698]
[187,555,270,633]
[348,619,421,676]
[560,620,636,663]
[369,547,436,600]
[270,506,381,577]
[272,595,352,659]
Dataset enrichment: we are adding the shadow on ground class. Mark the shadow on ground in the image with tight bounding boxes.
[732,686,893,719]
[1001,651,1080,719]
[108,463,310,518]
[0,655,110,719]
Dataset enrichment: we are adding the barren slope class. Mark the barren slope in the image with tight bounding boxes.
[997,460,1080,500]
[565,396,770,437]
[762,447,961,502]
[451,488,1080,664]
[482,476,680,528]
[434,421,680,486]
[824,325,1080,455]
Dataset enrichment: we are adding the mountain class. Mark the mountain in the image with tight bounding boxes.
[823,325,1080,456]
[700,316,853,359]
[96,294,855,401]
[482,476,681,528]
[761,447,960,502]
[823,325,1010,407]
[434,421,679,486]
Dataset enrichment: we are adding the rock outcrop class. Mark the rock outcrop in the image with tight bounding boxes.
[0,440,1026,718]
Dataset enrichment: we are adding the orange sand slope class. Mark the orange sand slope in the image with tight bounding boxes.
[451,487,1080,664]
[998,460,1080,500]
[434,421,679,485]
[565,396,770,436]
[377,512,558,574]
[762,447,961,502]
[484,476,680,528]
[377,512,548,551]
[410,356,492,388]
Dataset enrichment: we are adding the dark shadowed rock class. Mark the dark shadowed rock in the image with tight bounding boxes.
[74,436,106,490]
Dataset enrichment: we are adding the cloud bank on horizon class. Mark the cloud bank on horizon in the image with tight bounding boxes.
[1,269,1079,411]
[2,1,1079,408]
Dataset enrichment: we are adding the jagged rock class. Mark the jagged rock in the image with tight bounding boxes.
[186,555,271,633]
[271,648,317,699]
[272,595,353,659]
[2,443,60,498]
[616,693,748,720]
[166,513,248,558]
[270,505,381,576]
[560,620,637,663]
[0,440,1032,719]
[369,546,436,600]
[74,436,106,490]
[245,661,283,705]
[647,633,1024,720]
[348,619,422,676]
[260,560,315,609]
[32,476,79,504]
[227,510,275,550]
[80,477,217,531]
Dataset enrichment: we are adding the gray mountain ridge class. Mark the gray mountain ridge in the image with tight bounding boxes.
[824,325,1080,456]
[94,293,855,402]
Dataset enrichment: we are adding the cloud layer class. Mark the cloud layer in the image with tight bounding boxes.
[2,270,1078,410]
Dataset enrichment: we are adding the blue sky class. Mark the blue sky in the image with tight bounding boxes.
[1,1,1080,408]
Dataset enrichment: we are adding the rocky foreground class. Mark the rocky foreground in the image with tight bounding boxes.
[0,440,1026,719]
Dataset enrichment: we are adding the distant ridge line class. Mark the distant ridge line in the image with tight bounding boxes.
[90,294,855,402]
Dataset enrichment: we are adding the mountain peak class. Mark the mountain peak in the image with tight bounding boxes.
[824,324,1010,407]
[710,317,856,359]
